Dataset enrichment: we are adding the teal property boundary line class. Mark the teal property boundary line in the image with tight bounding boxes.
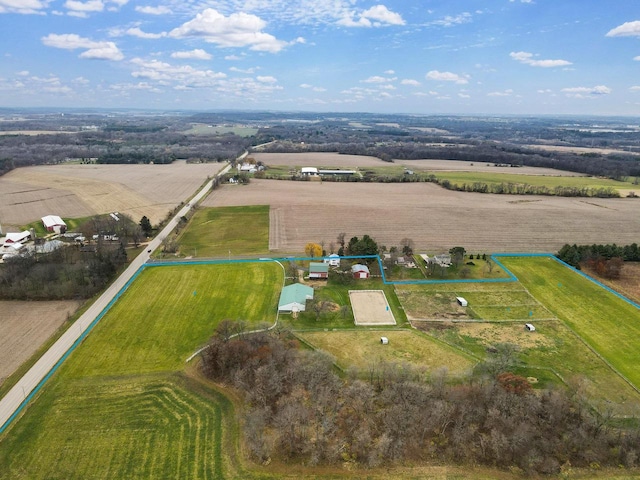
[2,252,638,435]
[0,267,145,435]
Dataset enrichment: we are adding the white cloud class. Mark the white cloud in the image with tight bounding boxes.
[230,66,256,73]
[338,4,404,27]
[169,8,289,53]
[401,79,421,86]
[561,85,612,97]
[171,49,212,60]
[384,69,395,75]
[606,20,640,37]
[426,70,469,84]
[488,89,514,97]
[42,33,124,60]
[458,93,470,98]
[257,75,277,83]
[629,86,640,91]
[510,51,572,68]
[130,58,226,86]
[430,12,472,27]
[64,0,103,14]
[0,0,51,14]
[300,83,326,92]
[634,55,640,61]
[362,75,396,84]
[225,54,242,61]
[126,27,165,39]
[135,5,171,15]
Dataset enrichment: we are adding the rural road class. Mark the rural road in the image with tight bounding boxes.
[0,162,232,433]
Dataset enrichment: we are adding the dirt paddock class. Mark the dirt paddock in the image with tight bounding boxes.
[349,290,396,326]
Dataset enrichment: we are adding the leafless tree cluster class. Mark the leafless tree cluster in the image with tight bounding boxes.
[201,330,640,475]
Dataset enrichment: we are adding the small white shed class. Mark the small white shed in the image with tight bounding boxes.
[525,323,536,332]
[456,296,468,307]
[380,336,389,345]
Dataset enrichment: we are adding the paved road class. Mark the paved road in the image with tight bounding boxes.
[0,162,231,433]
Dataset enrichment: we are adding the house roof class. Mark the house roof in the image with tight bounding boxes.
[278,283,314,308]
[4,231,31,243]
[309,262,329,273]
[41,215,66,228]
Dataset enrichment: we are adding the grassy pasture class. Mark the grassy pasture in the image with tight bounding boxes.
[298,329,474,378]
[500,257,640,389]
[0,262,282,479]
[177,205,270,257]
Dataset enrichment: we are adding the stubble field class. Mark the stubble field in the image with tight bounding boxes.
[0,301,81,386]
[203,179,638,254]
[0,161,224,228]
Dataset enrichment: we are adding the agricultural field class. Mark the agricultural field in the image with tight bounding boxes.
[203,179,639,254]
[176,205,269,258]
[183,123,258,137]
[0,160,224,229]
[0,301,81,387]
[0,262,282,479]
[298,329,474,378]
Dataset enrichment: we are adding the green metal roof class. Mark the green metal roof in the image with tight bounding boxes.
[309,262,329,273]
[278,283,314,308]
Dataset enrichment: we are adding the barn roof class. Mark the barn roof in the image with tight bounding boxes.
[41,215,66,228]
[309,262,329,273]
[278,283,314,309]
[351,264,370,274]
[4,231,31,244]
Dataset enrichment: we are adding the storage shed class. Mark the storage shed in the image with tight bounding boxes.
[352,264,370,279]
[380,336,389,345]
[456,296,468,307]
[525,323,536,332]
[323,253,341,267]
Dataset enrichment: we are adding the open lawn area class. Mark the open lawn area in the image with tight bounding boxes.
[298,329,474,378]
[177,205,270,258]
[0,262,282,479]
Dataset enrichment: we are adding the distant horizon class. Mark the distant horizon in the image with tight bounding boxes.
[1,1,639,116]
[1,106,640,121]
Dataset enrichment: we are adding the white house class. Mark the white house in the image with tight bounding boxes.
[41,215,67,233]
[301,167,319,176]
[323,253,341,267]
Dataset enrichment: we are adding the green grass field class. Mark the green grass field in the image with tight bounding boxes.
[499,256,640,389]
[177,205,270,257]
[299,329,475,377]
[0,262,282,479]
[183,123,258,137]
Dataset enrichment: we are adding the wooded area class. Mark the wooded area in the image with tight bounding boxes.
[202,328,640,475]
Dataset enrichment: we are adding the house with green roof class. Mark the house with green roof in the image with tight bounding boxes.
[278,283,314,312]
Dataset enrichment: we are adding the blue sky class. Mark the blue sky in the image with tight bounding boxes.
[1,0,639,115]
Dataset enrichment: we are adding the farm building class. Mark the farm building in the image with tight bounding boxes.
[352,264,370,279]
[323,253,341,267]
[525,323,536,332]
[278,283,314,312]
[41,215,67,233]
[318,169,356,177]
[309,262,329,279]
[456,297,468,307]
[431,254,452,267]
[3,231,31,246]
[300,167,319,176]
[380,336,389,345]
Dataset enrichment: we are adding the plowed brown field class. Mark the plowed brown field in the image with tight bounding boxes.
[203,179,639,254]
[0,300,81,385]
[0,161,224,228]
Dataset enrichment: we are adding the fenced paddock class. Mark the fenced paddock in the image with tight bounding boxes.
[349,290,396,326]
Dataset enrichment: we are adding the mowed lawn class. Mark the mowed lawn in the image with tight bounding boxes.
[178,205,269,257]
[0,262,282,479]
[500,256,640,389]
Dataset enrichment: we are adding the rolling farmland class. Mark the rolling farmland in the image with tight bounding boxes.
[204,179,639,254]
[0,161,225,228]
[0,262,282,479]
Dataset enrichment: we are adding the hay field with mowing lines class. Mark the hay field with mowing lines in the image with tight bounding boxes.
[499,256,640,390]
[0,301,81,386]
[0,161,224,228]
[0,262,282,479]
[298,329,474,377]
[178,205,269,257]
[204,179,639,253]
